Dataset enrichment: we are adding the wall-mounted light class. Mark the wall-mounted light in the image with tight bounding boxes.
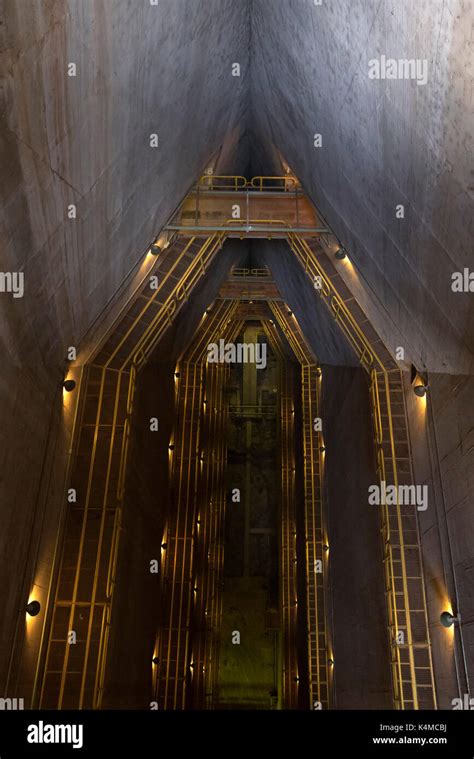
[440,611,459,628]
[414,383,428,398]
[150,243,162,255]
[174,372,180,378]
[161,543,167,550]
[322,544,329,552]
[63,379,76,393]
[316,367,322,378]
[319,446,326,453]
[168,444,174,451]
[287,309,293,316]
[335,247,347,260]
[152,656,159,665]
[26,600,41,617]
[328,657,334,666]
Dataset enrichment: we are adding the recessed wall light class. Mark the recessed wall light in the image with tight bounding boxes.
[26,600,41,617]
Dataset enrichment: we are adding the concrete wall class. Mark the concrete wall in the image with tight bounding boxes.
[321,365,392,708]
[2,0,249,378]
[0,0,249,693]
[256,239,358,366]
[251,0,474,374]
[407,373,474,707]
[103,363,174,709]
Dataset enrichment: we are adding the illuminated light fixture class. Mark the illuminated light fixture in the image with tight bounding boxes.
[152,656,159,665]
[205,308,212,315]
[168,444,174,451]
[322,544,329,552]
[174,372,180,378]
[294,676,300,683]
[411,365,428,397]
[287,309,293,316]
[328,658,334,666]
[194,586,198,593]
[161,543,167,550]
[190,662,195,670]
[63,379,76,392]
[150,242,162,255]
[316,367,322,378]
[440,611,458,628]
[26,600,41,617]
[319,446,326,453]
[414,383,428,398]
[335,247,347,260]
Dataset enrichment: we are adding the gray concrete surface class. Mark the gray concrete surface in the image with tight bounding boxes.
[1,0,473,709]
[251,0,474,374]
[321,365,393,709]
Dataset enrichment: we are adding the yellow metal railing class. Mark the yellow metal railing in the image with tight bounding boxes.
[197,175,298,192]
[198,175,247,191]
[249,176,298,192]
[232,267,270,278]
[288,233,436,710]
[267,303,331,709]
[37,234,227,710]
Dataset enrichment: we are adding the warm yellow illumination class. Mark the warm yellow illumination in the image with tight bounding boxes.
[341,256,355,273]
[62,371,79,411]
[418,392,428,410]
[25,588,41,636]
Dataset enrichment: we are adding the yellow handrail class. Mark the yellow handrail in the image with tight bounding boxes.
[198,175,247,191]
[197,175,299,192]
[250,175,298,192]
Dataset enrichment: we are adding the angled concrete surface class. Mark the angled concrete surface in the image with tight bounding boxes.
[251,0,474,374]
[0,0,473,709]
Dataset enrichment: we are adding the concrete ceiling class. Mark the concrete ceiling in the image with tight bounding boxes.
[250,0,474,374]
[1,0,473,379]
[1,0,249,388]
